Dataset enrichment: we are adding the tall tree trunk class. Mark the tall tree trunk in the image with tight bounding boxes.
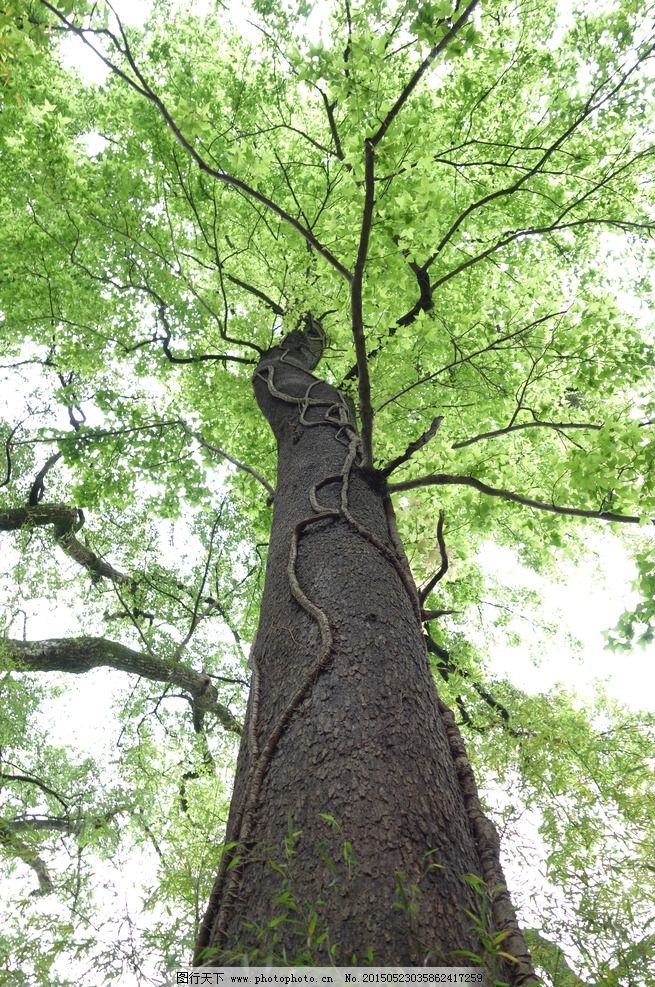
[195,327,534,980]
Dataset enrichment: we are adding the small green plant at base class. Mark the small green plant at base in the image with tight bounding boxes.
[451,874,520,986]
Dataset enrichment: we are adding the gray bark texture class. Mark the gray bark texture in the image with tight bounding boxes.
[195,329,533,980]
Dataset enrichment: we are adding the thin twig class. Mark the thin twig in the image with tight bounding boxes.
[173,509,225,661]
[452,419,602,449]
[423,44,655,272]
[388,472,652,525]
[181,423,275,500]
[377,309,568,412]
[39,1,353,283]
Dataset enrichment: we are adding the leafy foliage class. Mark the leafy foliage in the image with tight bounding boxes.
[1,0,655,982]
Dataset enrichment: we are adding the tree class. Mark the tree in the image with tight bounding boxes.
[1,0,655,983]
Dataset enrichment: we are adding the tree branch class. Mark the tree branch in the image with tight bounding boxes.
[419,509,448,604]
[8,816,81,833]
[388,473,652,525]
[0,771,69,809]
[0,820,54,896]
[342,261,431,383]
[173,508,224,663]
[156,304,257,367]
[319,89,344,160]
[423,41,655,272]
[351,140,376,467]
[370,0,481,146]
[377,309,568,412]
[39,1,353,283]
[381,415,443,476]
[28,452,63,505]
[222,272,284,316]
[360,63,655,380]
[425,630,526,738]
[1,422,24,489]
[428,216,654,298]
[0,504,129,583]
[180,423,275,500]
[452,419,603,449]
[3,637,242,735]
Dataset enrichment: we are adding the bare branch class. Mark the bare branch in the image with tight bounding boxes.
[39,1,353,283]
[16,420,182,450]
[343,0,352,75]
[342,262,432,382]
[419,509,448,604]
[371,1,481,146]
[452,419,603,449]
[3,637,242,735]
[388,472,652,525]
[55,371,85,432]
[351,140,376,468]
[421,607,457,620]
[0,504,129,583]
[381,415,443,476]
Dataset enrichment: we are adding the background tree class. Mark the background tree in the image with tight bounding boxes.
[1,0,655,983]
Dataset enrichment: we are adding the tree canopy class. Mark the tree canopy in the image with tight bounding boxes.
[1,0,654,983]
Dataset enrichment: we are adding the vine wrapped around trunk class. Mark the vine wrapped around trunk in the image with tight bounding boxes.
[195,328,536,982]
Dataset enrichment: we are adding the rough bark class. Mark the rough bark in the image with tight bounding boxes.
[195,331,536,980]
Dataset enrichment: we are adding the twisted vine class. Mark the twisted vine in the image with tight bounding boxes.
[196,364,420,960]
[196,358,535,982]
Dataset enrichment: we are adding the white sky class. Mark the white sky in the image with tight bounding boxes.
[20,0,648,727]
[479,536,655,711]
[3,1,655,982]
